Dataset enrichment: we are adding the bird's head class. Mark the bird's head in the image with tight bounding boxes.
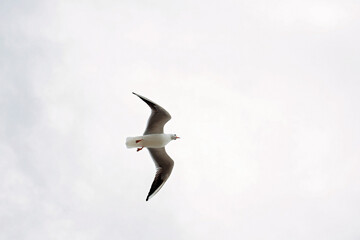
[171,134,180,140]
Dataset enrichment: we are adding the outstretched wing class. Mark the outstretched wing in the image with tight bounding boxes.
[146,147,174,201]
[133,92,171,135]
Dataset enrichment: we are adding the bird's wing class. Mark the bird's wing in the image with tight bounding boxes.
[146,147,174,201]
[133,92,171,135]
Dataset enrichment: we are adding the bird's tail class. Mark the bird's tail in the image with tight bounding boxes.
[125,136,142,148]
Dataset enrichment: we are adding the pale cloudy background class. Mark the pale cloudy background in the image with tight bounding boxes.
[1,0,360,239]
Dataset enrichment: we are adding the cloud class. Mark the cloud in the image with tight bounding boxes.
[1,0,360,239]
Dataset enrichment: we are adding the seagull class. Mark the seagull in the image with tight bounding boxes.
[126,92,180,201]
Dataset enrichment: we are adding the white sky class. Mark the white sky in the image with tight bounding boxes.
[1,0,360,239]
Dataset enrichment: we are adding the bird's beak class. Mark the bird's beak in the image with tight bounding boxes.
[176,137,180,139]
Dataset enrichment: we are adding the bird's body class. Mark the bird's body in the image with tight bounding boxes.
[126,92,179,201]
[126,134,173,149]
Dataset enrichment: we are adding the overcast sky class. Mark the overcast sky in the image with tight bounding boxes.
[1,0,360,239]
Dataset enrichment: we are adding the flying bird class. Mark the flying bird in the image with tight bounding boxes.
[126,92,180,201]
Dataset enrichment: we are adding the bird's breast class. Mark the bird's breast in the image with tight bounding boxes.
[142,134,171,148]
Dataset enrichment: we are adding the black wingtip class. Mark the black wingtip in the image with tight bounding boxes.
[133,92,142,98]
[146,196,149,201]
